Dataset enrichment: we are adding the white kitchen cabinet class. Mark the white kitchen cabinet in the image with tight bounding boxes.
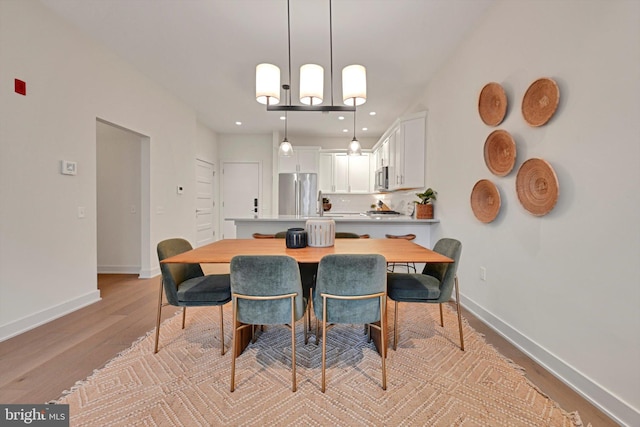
[374,137,391,169]
[319,151,371,193]
[348,153,371,192]
[278,146,320,173]
[318,153,334,192]
[390,113,425,190]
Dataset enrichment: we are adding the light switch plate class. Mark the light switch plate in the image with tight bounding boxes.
[61,160,77,175]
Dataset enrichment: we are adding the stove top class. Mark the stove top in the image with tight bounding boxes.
[365,210,402,215]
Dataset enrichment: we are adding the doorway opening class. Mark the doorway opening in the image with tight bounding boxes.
[96,119,151,278]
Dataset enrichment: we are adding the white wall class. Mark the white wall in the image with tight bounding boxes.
[96,121,142,273]
[0,1,206,339]
[417,1,639,425]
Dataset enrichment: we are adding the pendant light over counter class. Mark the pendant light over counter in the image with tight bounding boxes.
[255,0,366,155]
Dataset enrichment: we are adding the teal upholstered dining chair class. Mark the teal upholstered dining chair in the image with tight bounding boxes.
[229,255,308,392]
[387,238,464,351]
[314,254,388,392]
[270,231,316,342]
[155,238,231,355]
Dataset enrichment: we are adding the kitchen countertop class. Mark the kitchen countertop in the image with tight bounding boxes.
[228,214,439,223]
[229,214,439,246]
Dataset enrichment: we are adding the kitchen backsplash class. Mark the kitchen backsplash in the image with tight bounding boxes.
[323,190,419,217]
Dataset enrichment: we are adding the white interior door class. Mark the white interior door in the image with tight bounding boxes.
[195,159,215,247]
[221,162,260,239]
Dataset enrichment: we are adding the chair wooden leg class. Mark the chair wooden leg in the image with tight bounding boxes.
[439,303,444,327]
[219,305,225,356]
[380,295,387,390]
[182,307,187,329]
[291,296,297,392]
[393,300,399,351]
[230,298,238,392]
[454,275,465,351]
[321,295,327,393]
[153,280,164,354]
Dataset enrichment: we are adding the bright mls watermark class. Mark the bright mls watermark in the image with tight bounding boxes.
[1,405,68,426]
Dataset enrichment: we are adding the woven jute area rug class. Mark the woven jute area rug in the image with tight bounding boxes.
[55,303,584,426]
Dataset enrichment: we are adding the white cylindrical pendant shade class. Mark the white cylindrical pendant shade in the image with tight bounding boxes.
[299,64,324,105]
[256,63,280,105]
[342,64,367,106]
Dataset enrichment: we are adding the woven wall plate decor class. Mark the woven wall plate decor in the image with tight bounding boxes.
[470,179,501,223]
[478,82,507,126]
[521,78,559,126]
[516,158,559,216]
[484,130,516,176]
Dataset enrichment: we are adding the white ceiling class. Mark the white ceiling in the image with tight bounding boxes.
[39,0,494,140]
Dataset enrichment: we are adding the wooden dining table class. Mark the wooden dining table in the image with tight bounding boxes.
[161,238,453,265]
[161,238,453,356]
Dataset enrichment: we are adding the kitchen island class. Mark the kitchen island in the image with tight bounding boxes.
[229,214,439,249]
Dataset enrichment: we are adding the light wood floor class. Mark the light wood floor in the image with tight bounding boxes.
[0,271,617,426]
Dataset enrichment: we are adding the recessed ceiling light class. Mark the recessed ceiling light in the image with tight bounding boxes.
[342,129,349,133]
[280,116,286,120]
[362,127,368,131]
[369,112,376,116]
[338,116,345,120]
[235,121,242,125]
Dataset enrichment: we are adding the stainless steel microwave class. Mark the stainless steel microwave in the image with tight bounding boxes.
[375,166,389,191]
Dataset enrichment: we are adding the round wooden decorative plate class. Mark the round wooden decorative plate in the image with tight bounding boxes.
[521,78,559,126]
[478,82,507,126]
[470,179,501,223]
[516,158,559,216]
[484,130,516,176]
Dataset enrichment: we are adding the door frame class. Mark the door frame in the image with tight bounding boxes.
[195,158,216,246]
[95,118,151,278]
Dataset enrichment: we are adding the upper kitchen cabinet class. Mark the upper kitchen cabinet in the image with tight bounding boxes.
[374,111,426,191]
[319,151,372,193]
[278,146,320,173]
[393,113,425,189]
[374,137,391,169]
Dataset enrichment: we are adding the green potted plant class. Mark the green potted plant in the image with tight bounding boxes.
[322,197,332,212]
[415,188,437,219]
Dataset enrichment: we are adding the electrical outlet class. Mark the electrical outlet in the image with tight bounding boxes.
[77,206,86,218]
[480,267,487,281]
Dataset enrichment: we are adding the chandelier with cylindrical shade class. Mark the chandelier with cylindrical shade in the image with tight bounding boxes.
[256,61,366,111]
[255,0,367,155]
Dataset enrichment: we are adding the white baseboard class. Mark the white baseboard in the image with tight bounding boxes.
[97,265,141,275]
[0,290,101,342]
[139,266,159,279]
[97,265,160,279]
[461,294,638,427]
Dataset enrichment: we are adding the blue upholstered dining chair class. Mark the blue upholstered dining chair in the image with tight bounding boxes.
[155,238,231,355]
[314,254,388,392]
[387,238,464,351]
[229,255,308,392]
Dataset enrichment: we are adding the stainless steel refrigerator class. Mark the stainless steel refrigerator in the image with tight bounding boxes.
[278,173,318,217]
